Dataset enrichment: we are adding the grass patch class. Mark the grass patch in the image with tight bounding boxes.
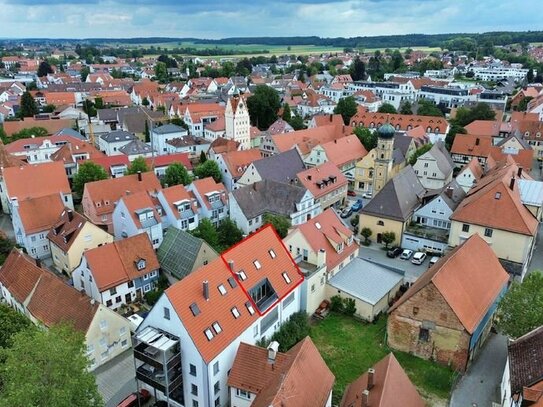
[309,313,455,404]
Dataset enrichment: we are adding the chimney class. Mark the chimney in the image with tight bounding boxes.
[203,280,209,301]
[367,368,375,390]
[267,341,279,364]
[329,113,333,122]
[90,298,95,305]
[35,258,41,268]
[362,389,370,407]
[317,248,327,268]
[445,187,453,199]
[475,138,480,146]
[67,209,74,222]
[137,171,142,181]
[510,177,515,191]
[517,167,523,177]
[307,174,312,181]
[334,139,337,144]
[228,260,235,272]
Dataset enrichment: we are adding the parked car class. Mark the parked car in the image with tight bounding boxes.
[362,192,373,199]
[351,199,363,212]
[428,256,440,268]
[117,389,151,407]
[411,252,427,265]
[347,190,357,197]
[340,207,353,218]
[387,247,403,258]
[400,249,413,260]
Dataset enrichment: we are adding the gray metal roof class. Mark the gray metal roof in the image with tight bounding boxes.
[426,140,454,176]
[153,124,187,135]
[252,149,306,184]
[231,179,308,219]
[328,258,403,305]
[100,130,137,143]
[53,128,86,140]
[518,179,543,207]
[158,227,218,280]
[119,139,153,155]
[362,166,425,221]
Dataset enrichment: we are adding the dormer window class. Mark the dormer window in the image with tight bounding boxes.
[136,259,146,271]
[204,328,214,341]
[217,284,227,295]
[245,301,255,315]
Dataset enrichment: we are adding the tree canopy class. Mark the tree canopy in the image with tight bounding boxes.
[0,303,31,350]
[194,160,222,183]
[126,156,150,175]
[349,56,366,81]
[281,103,292,121]
[399,101,413,115]
[37,61,54,77]
[263,213,291,239]
[416,99,444,117]
[353,127,377,151]
[163,162,192,187]
[217,218,244,250]
[0,324,103,407]
[334,96,358,125]
[2,126,48,144]
[496,272,543,339]
[247,85,281,130]
[451,103,496,127]
[377,103,397,114]
[191,218,221,253]
[19,91,38,118]
[72,161,108,197]
[409,143,433,166]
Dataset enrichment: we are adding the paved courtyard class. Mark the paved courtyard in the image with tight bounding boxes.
[93,349,137,407]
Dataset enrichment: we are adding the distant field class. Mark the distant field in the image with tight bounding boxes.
[363,46,443,53]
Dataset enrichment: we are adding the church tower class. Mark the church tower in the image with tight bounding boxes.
[372,122,395,193]
[225,93,251,150]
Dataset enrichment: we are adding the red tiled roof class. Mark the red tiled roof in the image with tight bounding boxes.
[340,353,425,407]
[3,161,70,200]
[451,133,493,158]
[296,162,348,200]
[47,209,90,252]
[291,208,358,271]
[220,148,262,177]
[350,113,448,133]
[90,154,130,173]
[464,120,501,137]
[0,249,42,304]
[312,114,344,128]
[166,226,303,363]
[17,194,65,234]
[145,152,192,170]
[2,118,75,137]
[389,234,509,334]
[190,177,227,210]
[319,134,368,167]
[272,124,352,155]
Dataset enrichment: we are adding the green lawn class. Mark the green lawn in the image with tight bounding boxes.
[309,313,455,405]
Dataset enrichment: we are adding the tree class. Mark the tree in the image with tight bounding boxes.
[381,231,396,248]
[163,162,192,186]
[247,85,281,130]
[73,161,108,197]
[194,160,221,183]
[416,99,444,117]
[83,99,97,118]
[217,218,244,249]
[445,124,467,151]
[0,236,15,266]
[126,156,150,175]
[199,150,207,164]
[169,117,189,131]
[527,68,535,83]
[517,96,534,112]
[409,143,433,166]
[7,126,48,143]
[263,213,291,239]
[191,218,221,253]
[141,97,150,106]
[80,66,90,82]
[349,56,366,81]
[399,101,413,115]
[42,104,56,113]
[353,127,377,151]
[37,61,53,77]
[94,97,104,110]
[360,227,372,245]
[154,61,168,82]
[19,91,38,118]
[289,114,306,130]
[0,303,31,349]
[281,103,292,121]
[334,96,358,125]
[451,103,496,127]
[496,272,543,339]
[377,103,397,114]
[0,324,103,407]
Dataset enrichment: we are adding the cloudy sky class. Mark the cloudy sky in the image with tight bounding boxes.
[0,0,540,39]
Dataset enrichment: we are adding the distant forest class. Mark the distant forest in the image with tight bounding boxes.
[15,31,543,50]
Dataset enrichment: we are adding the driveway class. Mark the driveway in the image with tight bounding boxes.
[449,333,508,407]
[93,349,137,407]
[358,244,430,283]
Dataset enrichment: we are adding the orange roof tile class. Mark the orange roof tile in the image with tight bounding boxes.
[2,118,75,137]
[84,233,159,291]
[296,162,348,200]
[319,134,368,167]
[292,208,358,271]
[3,161,70,200]
[450,133,493,158]
[190,177,227,210]
[272,124,352,155]
[349,113,448,133]
[160,185,197,220]
[17,194,65,234]
[340,353,425,407]
[451,162,538,235]
[145,152,192,170]
[119,191,161,229]
[0,249,42,304]
[390,234,509,334]
[464,120,501,137]
[166,226,303,363]
[83,172,161,215]
[312,114,345,127]
[47,209,90,252]
[220,148,262,177]
[44,91,76,106]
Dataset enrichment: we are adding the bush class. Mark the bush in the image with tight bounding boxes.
[264,311,310,352]
[344,298,356,316]
[330,295,357,316]
[144,290,162,306]
[330,295,345,313]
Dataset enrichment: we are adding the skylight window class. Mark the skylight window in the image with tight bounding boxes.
[212,322,222,334]
[227,277,237,288]
[231,307,240,319]
[315,222,322,230]
[282,272,291,284]
[237,270,247,281]
[190,303,201,317]
[204,328,214,341]
[218,284,227,295]
[245,301,255,315]
[253,260,261,270]
[268,249,276,259]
